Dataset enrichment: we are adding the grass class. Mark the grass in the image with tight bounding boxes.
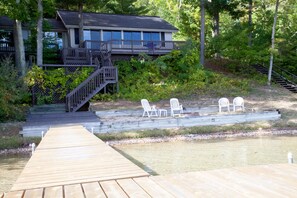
[0,122,41,151]
[95,122,275,142]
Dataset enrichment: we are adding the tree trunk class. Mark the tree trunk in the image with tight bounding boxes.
[200,0,205,66]
[212,12,219,37]
[248,0,253,47]
[78,3,84,47]
[13,19,26,76]
[37,0,43,66]
[268,0,280,86]
[13,0,26,76]
[213,11,220,58]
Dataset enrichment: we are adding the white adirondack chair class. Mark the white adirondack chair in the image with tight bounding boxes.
[170,98,183,117]
[218,98,230,112]
[233,97,245,112]
[141,99,158,117]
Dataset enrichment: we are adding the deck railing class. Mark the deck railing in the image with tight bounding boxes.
[83,40,185,54]
[66,66,118,112]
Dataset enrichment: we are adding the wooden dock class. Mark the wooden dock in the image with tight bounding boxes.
[4,125,297,197]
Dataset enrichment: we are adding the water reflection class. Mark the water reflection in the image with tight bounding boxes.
[0,154,29,194]
[114,136,297,175]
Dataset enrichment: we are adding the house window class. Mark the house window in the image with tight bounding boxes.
[74,28,79,45]
[44,32,63,49]
[143,32,160,47]
[143,32,160,41]
[161,32,165,47]
[0,31,14,47]
[84,30,101,49]
[123,31,141,45]
[103,30,121,45]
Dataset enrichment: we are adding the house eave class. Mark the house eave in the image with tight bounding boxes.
[65,25,178,33]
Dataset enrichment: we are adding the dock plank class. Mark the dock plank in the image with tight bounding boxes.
[117,178,150,198]
[133,177,174,198]
[100,180,128,198]
[64,184,84,198]
[82,182,106,198]
[44,186,63,198]
[23,188,43,198]
[3,191,23,198]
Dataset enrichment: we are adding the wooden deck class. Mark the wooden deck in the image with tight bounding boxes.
[4,125,297,197]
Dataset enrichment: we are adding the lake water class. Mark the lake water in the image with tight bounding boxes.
[0,154,29,194]
[1,135,297,193]
[114,135,297,175]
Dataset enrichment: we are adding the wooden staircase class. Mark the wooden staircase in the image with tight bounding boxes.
[65,47,118,112]
[253,64,297,93]
[66,66,118,112]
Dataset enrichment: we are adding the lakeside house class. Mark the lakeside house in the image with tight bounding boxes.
[0,10,182,112]
[0,10,182,64]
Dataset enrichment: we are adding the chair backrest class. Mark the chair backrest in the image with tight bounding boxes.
[233,97,244,106]
[170,98,180,110]
[218,98,229,107]
[141,99,151,111]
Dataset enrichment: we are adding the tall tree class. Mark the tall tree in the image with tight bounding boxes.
[0,0,29,75]
[37,0,43,66]
[104,0,149,15]
[268,0,280,86]
[205,0,242,37]
[200,0,205,66]
[56,0,101,47]
[248,0,253,46]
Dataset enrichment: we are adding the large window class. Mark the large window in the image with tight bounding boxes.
[143,32,160,41]
[103,30,121,45]
[44,32,63,49]
[84,30,101,48]
[143,32,160,48]
[123,31,141,45]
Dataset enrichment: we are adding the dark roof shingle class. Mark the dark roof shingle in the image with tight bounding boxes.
[57,10,178,31]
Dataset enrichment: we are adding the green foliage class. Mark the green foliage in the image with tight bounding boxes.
[91,93,118,102]
[112,43,251,102]
[0,57,29,122]
[25,66,93,104]
[104,0,149,15]
[0,136,41,150]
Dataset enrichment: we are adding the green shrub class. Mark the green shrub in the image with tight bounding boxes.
[0,57,29,121]
[0,136,41,150]
[25,66,93,104]
[112,41,252,102]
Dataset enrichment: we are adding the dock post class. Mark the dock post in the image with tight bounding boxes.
[30,143,36,155]
[288,152,294,164]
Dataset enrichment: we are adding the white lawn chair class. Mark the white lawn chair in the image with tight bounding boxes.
[218,98,230,112]
[233,97,245,112]
[170,98,183,117]
[141,99,158,117]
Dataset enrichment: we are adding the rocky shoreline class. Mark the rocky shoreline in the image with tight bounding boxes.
[2,129,296,155]
[0,147,31,156]
[107,129,297,145]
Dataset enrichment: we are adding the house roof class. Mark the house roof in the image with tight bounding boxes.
[57,10,178,32]
[0,16,16,30]
[0,16,66,32]
[44,19,67,32]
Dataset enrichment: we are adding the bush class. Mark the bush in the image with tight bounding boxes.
[0,57,30,121]
[112,41,252,102]
[25,66,94,104]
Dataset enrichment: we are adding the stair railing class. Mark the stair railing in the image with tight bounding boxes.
[66,66,118,112]
[272,65,297,84]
